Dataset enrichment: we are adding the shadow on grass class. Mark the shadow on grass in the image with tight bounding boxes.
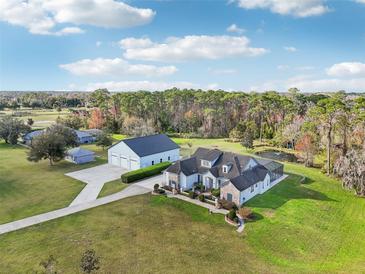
[0,178,24,198]
[246,173,337,210]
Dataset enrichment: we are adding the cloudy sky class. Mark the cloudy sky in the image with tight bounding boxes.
[1,0,365,92]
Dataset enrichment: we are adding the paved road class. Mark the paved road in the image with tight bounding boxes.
[65,164,127,206]
[0,175,163,235]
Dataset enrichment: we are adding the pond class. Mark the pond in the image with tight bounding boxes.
[255,150,298,163]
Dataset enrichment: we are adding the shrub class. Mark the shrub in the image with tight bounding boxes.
[158,188,166,194]
[121,162,171,184]
[153,183,159,193]
[218,199,237,210]
[198,194,205,202]
[188,191,196,199]
[237,207,253,220]
[227,209,237,222]
[211,188,220,197]
[162,185,173,191]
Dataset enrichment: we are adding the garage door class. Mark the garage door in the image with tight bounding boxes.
[130,159,139,170]
[120,157,129,169]
[111,155,119,166]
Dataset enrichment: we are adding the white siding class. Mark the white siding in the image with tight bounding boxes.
[239,174,271,204]
[108,141,140,169]
[180,173,198,191]
[108,141,179,171]
[139,148,180,168]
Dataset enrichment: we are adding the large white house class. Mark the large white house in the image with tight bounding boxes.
[108,134,180,170]
[164,148,284,206]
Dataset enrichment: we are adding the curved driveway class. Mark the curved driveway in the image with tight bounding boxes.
[0,175,163,235]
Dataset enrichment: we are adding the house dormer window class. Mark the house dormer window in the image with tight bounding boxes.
[223,165,228,173]
[201,160,211,168]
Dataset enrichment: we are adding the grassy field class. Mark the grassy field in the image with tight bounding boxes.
[98,180,128,198]
[0,108,70,128]
[1,137,365,273]
[0,142,107,224]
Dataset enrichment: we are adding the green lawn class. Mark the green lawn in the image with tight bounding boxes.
[98,180,128,198]
[0,142,107,224]
[0,108,70,129]
[1,138,365,273]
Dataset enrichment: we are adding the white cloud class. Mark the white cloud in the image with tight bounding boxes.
[326,62,365,77]
[119,35,268,62]
[285,76,365,92]
[226,24,245,34]
[0,0,155,35]
[355,0,365,4]
[60,58,177,77]
[85,81,198,91]
[284,46,297,52]
[235,0,330,17]
[96,41,102,47]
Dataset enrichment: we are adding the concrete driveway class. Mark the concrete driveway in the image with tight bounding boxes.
[65,164,127,184]
[65,164,127,206]
[134,174,164,190]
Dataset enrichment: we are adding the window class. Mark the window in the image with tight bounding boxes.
[256,184,258,188]
[251,185,254,193]
[223,166,227,173]
[152,161,154,165]
[227,193,233,202]
[201,160,211,167]
[160,158,162,163]
[168,156,170,161]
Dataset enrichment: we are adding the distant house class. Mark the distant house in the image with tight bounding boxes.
[164,148,284,206]
[23,130,44,146]
[66,147,95,164]
[23,128,96,145]
[75,130,95,144]
[108,134,180,170]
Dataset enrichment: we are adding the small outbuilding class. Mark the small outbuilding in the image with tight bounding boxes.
[66,147,95,164]
[108,134,180,170]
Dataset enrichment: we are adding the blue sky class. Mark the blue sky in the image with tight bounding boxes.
[1,0,365,92]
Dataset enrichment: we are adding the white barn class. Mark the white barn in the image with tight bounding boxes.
[108,134,180,170]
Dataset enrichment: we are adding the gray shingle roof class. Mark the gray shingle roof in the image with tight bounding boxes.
[167,147,281,191]
[230,165,268,191]
[67,147,95,157]
[119,134,179,157]
[166,157,198,176]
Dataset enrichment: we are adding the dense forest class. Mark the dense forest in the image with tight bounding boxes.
[1,89,364,182]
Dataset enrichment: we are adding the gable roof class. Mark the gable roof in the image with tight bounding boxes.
[114,134,179,157]
[166,157,198,176]
[67,147,95,157]
[257,158,283,172]
[24,130,44,140]
[167,147,280,191]
[230,165,268,191]
[75,130,93,139]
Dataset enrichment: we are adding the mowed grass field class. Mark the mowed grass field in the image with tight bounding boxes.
[0,138,365,272]
[0,108,70,128]
[0,142,107,224]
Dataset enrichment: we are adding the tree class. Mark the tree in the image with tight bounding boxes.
[0,116,30,144]
[241,128,254,149]
[80,249,100,274]
[39,255,58,274]
[96,131,113,150]
[309,95,344,175]
[334,149,365,196]
[27,125,78,165]
[88,108,105,129]
[57,114,83,130]
[296,133,317,167]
